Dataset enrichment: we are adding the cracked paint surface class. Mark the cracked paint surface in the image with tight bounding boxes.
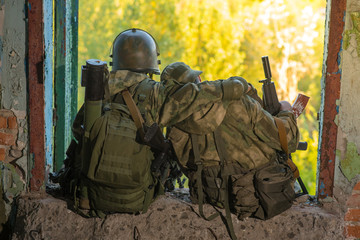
[339,142,360,181]
[344,12,360,56]
[334,1,360,195]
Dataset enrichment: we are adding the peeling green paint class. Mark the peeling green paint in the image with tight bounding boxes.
[344,12,360,56]
[2,163,24,201]
[340,142,360,181]
[336,149,341,159]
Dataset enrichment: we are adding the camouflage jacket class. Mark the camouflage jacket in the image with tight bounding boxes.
[107,70,247,128]
[163,72,300,171]
[72,69,247,146]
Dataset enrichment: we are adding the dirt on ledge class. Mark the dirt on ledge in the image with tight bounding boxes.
[11,189,344,240]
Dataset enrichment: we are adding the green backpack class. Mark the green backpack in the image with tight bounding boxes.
[74,102,160,216]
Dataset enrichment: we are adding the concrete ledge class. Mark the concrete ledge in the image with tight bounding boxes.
[12,192,344,240]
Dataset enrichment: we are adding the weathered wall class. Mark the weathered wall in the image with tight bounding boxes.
[0,0,28,235]
[334,0,360,199]
[335,1,360,238]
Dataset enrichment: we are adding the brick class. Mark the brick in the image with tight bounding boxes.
[345,209,360,222]
[0,148,5,161]
[345,225,360,239]
[7,116,17,129]
[354,182,360,191]
[0,132,16,146]
[347,194,360,208]
[0,116,7,129]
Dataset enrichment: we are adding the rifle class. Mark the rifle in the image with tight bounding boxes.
[143,124,182,190]
[259,56,281,115]
[259,56,309,195]
[121,90,182,191]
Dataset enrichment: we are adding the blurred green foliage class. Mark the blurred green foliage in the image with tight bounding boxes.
[79,0,326,195]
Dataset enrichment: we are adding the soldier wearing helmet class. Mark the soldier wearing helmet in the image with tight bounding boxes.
[111,28,161,75]
[55,29,256,216]
[106,27,259,199]
[108,28,250,128]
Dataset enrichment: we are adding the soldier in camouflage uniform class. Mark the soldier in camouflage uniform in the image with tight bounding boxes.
[108,29,250,130]
[162,62,300,219]
[85,29,254,210]
[52,29,251,215]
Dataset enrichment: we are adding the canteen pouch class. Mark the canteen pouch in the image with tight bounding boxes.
[254,163,295,220]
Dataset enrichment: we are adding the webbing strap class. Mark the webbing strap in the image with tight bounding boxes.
[142,185,155,214]
[121,89,145,140]
[274,118,288,155]
[274,118,299,179]
[191,134,219,221]
[214,129,237,240]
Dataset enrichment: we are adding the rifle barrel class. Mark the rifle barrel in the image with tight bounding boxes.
[262,56,272,80]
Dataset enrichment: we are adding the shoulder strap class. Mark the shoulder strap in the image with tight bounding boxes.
[121,89,156,213]
[274,118,299,179]
[121,89,145,139]
[274,118,288,155]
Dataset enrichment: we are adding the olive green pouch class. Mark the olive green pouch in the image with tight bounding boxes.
[254,163,295,220]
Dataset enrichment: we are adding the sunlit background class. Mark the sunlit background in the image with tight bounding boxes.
[78,0,326,195]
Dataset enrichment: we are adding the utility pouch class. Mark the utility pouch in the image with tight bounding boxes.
[254,163,295,220]
[230,170,259,219]
[188,166,226,207]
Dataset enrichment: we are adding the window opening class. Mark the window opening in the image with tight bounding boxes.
[78,0,326,195]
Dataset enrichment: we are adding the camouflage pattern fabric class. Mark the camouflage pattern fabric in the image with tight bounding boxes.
[108,69,248,128]
[163,62,300,171]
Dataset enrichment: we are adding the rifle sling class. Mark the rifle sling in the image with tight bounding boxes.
[274,118,299,179]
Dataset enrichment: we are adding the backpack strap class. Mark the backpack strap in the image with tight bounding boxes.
[122,89,145,140]
[191,131,237,240]
[274,118,299,179]
[191,134,219,221]
[213,129,237,240]
[121,89,154,213]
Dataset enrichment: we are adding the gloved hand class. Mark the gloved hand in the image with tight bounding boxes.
[279,101,292,111]
[222,76,248,101]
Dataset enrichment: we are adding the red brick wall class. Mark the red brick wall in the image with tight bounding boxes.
[344,181,360,239]
[0,110,20,163]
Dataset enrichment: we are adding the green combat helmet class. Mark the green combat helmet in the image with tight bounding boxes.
[111,28,161,75]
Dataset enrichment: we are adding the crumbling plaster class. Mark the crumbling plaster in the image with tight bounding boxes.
[334,0,360,198]
[0,0,28,231]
